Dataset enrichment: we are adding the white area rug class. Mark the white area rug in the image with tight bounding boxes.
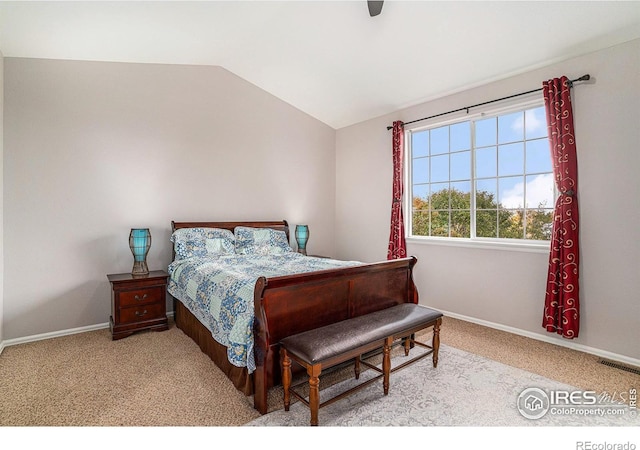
[246,345,639,427]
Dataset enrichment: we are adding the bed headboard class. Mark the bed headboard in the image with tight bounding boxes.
[171,220,290,240]
[170,220,290,262]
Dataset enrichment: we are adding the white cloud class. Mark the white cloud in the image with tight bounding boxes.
[511,108,545,135]
[501,173,555,209]
[525,108,546,135]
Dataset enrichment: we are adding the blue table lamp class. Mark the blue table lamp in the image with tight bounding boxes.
[295,225,309,255]
[129,228,151,275]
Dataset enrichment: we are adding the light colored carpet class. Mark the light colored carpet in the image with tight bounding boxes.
[245,344,639,427]
[0,322,261,426]
[0,316,637,428]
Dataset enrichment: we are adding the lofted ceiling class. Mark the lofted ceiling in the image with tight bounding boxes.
[1,1,639,129]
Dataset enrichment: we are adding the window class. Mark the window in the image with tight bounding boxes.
[409,102,556,242]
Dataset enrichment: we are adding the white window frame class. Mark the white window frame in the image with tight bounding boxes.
[405,94,553,253]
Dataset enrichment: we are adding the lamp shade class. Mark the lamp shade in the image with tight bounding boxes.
[295,225,309,255]
[129,228,151,275]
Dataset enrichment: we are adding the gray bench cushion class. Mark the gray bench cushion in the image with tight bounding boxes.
[280,303,442,365]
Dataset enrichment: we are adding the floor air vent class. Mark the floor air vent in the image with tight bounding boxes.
[599,359,640,376]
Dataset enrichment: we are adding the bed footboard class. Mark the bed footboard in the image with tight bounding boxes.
[251,256,418,414]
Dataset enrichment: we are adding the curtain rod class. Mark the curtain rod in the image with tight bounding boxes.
[386,74,591,131]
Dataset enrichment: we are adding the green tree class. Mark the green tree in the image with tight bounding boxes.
[411,188,552,240]
[525,207,554,240]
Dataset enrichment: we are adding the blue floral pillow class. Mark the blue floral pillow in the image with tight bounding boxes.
[171,228,236,260]
[234,226,293,256]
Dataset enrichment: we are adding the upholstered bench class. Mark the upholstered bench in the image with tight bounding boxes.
[279,303,443,426]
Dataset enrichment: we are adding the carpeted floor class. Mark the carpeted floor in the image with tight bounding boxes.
[0,319,261,426]
[0,316,637,427]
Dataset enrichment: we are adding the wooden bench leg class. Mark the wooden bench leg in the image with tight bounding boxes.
[433,317,442,368]
[383,336,392,395]
[308,364,321,426]
[281,348,292,411]
[403,336,411,356]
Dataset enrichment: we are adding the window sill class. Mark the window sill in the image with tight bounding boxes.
[406,236,550,254]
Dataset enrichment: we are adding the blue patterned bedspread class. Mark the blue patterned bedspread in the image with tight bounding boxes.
[167,253,362,373]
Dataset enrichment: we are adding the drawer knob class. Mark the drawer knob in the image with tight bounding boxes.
[135,310,148,317]
[134,294,148,301]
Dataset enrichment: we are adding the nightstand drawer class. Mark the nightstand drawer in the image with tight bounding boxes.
[118,286,164,307]
[108,270,169,340]
[119,303,165,324]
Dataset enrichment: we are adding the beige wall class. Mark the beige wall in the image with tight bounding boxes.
[3,58,336,339]
[336,39,640,362]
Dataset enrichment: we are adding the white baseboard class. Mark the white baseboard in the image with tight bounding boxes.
[0,312,175,355]
[1,322,110,351]
[438,308,640,369]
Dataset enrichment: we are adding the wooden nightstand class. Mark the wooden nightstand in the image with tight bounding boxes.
[107,270,169,340]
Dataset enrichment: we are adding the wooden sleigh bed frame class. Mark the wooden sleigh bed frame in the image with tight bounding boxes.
[169,220,418,414]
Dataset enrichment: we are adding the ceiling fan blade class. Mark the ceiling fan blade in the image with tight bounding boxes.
[368,1,384,17]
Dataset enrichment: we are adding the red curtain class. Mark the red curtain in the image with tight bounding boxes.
[542,76,580,339]
[387,121,407,260]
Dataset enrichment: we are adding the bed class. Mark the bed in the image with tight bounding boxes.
[167,220,418,414]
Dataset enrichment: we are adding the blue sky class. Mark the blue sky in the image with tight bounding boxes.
[411,106,556,210]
